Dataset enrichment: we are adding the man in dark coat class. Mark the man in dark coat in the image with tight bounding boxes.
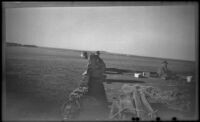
[86,54,107,101]
[77,54,109,120]
[157,60,170,80]
[95,51,106,72]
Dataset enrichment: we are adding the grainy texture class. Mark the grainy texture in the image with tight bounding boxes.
[4,46,197,121]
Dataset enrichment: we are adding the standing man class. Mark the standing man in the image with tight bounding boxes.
[79,54,109,120]
[95,51,106,79]
[95,51,106,68]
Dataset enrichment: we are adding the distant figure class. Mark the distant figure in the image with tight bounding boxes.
[157,60,170,80]
[95,51,100,56]
[95,51,106,71]
[81,51,88,59]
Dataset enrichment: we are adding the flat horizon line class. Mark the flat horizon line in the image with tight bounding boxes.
[5,41,195,62]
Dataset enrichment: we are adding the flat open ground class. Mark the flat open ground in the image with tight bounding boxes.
[4,46,197,121]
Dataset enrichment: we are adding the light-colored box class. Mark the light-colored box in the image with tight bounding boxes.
[134,73,142,78]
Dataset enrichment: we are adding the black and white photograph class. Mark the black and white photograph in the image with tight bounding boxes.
[2,2,198,121]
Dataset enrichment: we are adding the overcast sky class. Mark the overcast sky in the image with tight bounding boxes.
[5,4,197,61]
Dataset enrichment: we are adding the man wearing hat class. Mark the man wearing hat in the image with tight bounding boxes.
[95,51,106,72]
[95,51,100,56]
[157,60,170,80]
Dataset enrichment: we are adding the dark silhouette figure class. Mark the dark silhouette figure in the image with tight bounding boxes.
[78,54,109,120]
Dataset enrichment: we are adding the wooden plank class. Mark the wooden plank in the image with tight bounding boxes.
[140,92,157,119]
[133,89,146,119]
[140,92,154,112]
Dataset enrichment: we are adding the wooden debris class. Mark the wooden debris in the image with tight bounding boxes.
[110,84,158,120]
[140,91,157,119]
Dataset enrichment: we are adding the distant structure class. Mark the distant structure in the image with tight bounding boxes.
[6,42,38,48]
[80,51,88,59]
[23,44,38,48]
[6,42,22,46]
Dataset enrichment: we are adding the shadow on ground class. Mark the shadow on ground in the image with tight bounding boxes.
[105,79,145,84]
[105,68,134,74]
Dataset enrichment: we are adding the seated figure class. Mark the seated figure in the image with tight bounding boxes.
[157,60,170,80]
